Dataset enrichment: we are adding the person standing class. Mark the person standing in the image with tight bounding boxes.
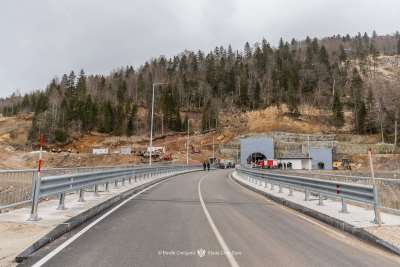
[207,162,210,171]
[203,161,206,171]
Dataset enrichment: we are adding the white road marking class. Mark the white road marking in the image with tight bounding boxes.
[32,179,169,267]
[198,175,240,267]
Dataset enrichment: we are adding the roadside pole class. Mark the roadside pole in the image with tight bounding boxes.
[212,135,215,159]
[29,135,44,221]
[149,84,155,166]
[368,148,381,226]
[308,135,312,171]
[149,82,168,166]
[186,118,190,165]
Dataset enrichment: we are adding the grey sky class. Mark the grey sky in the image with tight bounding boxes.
[0,0,399,97]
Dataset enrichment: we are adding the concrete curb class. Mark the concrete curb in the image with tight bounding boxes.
[15,170,200,263]
[231,171,400,256]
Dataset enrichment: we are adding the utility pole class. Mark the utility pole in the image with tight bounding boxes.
[161,113,164,136]
[237,148,240,165]
[149,82,167,166]
[212,135,215,159]
[308,135,312,171]
[393,111,398,153]
[368,149,381,226]
[186,118,190,165]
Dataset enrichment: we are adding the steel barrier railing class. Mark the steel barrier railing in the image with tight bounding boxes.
[0,165,136,209]
[28,165,201,221]
[236,167,381,224]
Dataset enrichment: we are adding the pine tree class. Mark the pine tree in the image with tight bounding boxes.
[34,92,48,114]
[350,68,364,133]
[332,92,344,128]
[117,80,127,103]
[254,46,264,74]
[126,104,137,136]
[244,42,252,58]
[319,45,330,68]
[174,108,182,131]
[182,114,189,133]
[126,116,134,136]
[287,78,299,116]
[201,103,209,131]
[356,101,367,134]
[311,38,319,53]
[68,71,76,91]
[76,69,87,97]
[113,104,125,136]
[101,102,114,133]
[365,87,377,133]
[205,53,217,92]
[253,81,261,109]
[239,64,249,110]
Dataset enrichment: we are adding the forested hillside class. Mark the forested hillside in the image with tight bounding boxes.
[1,31,400,144]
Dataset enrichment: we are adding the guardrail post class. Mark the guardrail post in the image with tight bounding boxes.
[271,183,275,190]
[105,182,110,192]
[78,189,85,202]
[129,177,132,184]
[318,194,324,206]
[57,193,66,210]
[94,185,99,196]
[340,198,348,213]
[134,175,137,183]
[114,180,119,188]
[289,187,293,196]
[122,178,125,186]
[28,172,41,221]
[304,189,309,201]
[278,184,283,193]
[264,179,268,188]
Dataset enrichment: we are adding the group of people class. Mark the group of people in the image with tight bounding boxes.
[202,161,210,171]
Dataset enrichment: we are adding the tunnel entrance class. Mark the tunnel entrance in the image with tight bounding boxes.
[247,152,267,164]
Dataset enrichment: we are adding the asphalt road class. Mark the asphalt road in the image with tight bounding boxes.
[26,170,400,267]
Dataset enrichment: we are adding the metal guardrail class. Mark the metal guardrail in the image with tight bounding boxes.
[236,167,382,224]
[28,165,201,221]
[269,169,400,184]
[0,165,134,209]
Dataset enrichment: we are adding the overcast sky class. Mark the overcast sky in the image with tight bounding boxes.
[0,0,399,97]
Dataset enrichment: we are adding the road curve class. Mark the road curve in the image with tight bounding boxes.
[23,170,400,267]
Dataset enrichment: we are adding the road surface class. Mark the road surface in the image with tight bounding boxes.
[23,170,400,267]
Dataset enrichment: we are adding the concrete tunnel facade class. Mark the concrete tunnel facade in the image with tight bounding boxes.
[240,137,274,164]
